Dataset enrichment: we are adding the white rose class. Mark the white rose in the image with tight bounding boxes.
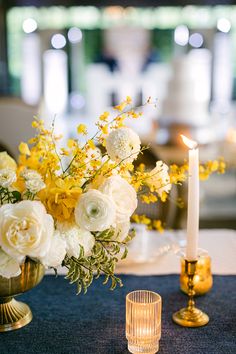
[0,152,17,170]
[22,169,45,194]
[0,248,21,279]
[40,231,66,268]
[99,175,137,223]
[57,222,95,258]
[75,189,116,232]
[0,168,17,188]
[106,127,141,163]
[0,201,54,263]
[146,161,171,196]
[114,220,130,242]
[25,178,45,194]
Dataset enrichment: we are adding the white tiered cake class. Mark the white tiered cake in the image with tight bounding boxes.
[162,50,211,127]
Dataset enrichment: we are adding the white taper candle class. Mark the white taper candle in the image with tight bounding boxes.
[181,135,199,261]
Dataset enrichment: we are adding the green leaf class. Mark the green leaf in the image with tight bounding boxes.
[11,191,22,202]
[121,247,128,260]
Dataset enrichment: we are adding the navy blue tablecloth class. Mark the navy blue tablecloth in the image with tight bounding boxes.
[0,275,235,354]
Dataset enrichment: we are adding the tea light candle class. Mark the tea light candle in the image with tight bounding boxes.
[181,135,199,261]
[126,290,162,354]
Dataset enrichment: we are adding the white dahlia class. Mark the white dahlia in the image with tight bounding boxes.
[106,127,141,163]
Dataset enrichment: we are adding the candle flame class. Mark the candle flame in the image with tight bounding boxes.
[180,134,198,149]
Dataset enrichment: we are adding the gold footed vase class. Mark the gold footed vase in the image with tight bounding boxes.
[0,258,44,332]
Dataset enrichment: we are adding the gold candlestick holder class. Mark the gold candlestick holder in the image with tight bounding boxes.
[172,259,209,327]
[180,252,213,296]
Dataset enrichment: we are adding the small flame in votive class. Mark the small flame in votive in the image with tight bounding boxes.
[180,134,198,149]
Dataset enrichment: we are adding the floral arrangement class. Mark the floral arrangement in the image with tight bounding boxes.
[0,97,225,294]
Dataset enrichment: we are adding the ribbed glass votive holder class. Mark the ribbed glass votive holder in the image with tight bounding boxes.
[126,290,162,354]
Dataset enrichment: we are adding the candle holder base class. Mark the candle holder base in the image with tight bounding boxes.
[172,307,209,327]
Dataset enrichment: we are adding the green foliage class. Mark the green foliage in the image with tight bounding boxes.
[63,228,131,295]
[0,187,21,205]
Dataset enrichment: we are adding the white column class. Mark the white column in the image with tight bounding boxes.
[21,33,41,105]
[43,49,68,116]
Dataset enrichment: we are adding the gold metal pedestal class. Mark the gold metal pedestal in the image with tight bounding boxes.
[173,260,209,327]
[0,259,44,332]
[0,298,32,332]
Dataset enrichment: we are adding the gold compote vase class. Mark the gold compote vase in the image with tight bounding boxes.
[0,258,45,332]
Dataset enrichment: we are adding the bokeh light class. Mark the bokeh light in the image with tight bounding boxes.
[68,27,83,43]
[174,25,189,46]
[22,18,37,33]
[189,33,204,48]
[51,34,66,49]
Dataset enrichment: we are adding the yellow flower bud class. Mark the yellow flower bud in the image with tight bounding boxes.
[19,142,31,156]
[77,124,87,135]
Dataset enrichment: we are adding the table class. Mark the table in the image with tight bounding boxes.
[0,275,235,354]
[1,229,236,354]
[117,229,236,275]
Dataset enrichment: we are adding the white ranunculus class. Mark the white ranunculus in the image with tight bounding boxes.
[75,189,116,232]
[0,201,54,263]
[0,248,21,279]
[106,127,141,163]
[40,231,66,268]
[146,161,171,196]
[57,222,95,258]
[114,220,130,242]
[0,168,17,188]
[99,175,137,223]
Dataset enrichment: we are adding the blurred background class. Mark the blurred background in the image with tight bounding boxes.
[0,0,236,230]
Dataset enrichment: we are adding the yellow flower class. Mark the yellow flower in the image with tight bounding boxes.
[101,125,109,135]
[67,139,77,149]
[126,96,132,104]
[141,193,157,204]
[60,148,70,156]
[132,214,151,226]
[153,220,164,233]
[77,124,87,135]
[0,152,17,170]
[19,142,31,156]
[218,159,226,174]
[88,140,96,150]
[90,160,102,168]
[114,101,127,112]
[32,121,38,128]
[160,191,168,202]
[99,111,109,122]
[39,177,82,222]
